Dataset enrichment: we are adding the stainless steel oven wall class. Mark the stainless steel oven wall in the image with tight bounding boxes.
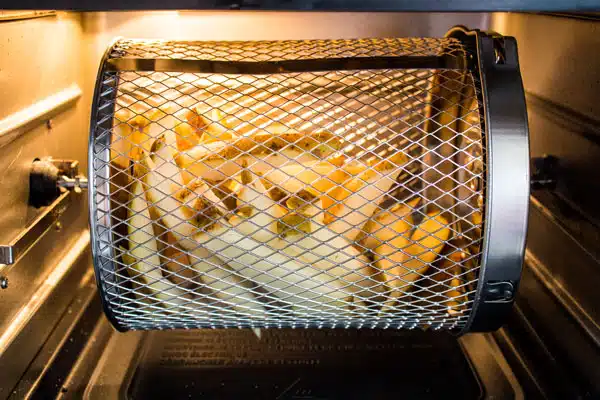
[81,11,488,51]
[491,13,600,397]
[0,12,92,398]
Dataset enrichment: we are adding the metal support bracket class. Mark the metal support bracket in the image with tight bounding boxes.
[0,157,88,268]
[0,191,71,266]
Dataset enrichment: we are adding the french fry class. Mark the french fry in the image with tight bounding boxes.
[359,198,420,251]
[229,167,381,303]
[119,246,155,307]
[111,108,167,169]
[127,179,192,310]
[176,131,342,181]
[377,211,451,313]
[192,218,353,314]
[141,134,271,317]
[426,249,467,316]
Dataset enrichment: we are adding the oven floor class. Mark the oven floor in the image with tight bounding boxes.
[57,303,521,400]
[128,329,481,399]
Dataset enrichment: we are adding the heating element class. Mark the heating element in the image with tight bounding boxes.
[89,27,529,332]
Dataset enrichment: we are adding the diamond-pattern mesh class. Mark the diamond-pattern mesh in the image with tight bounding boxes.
[91,38,484,331]
[109,38,467,62]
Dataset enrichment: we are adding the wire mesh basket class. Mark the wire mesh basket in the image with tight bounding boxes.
[89,27,529,332]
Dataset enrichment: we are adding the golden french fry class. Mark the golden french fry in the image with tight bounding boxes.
[325,164,405,241]
[176,131,342,181]
[186,106,236,144]
[377,211,451,313]
[127,179,192,310]
[429,250,466,315]
[142,134,271,317]
[111,108,167,169]
[119,246,155,307]
[359,198,420,251]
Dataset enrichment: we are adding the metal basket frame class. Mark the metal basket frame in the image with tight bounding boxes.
[88,27,528,333]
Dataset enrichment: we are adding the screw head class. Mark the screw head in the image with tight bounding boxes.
[0,276,8,289]
[55,221,63,231]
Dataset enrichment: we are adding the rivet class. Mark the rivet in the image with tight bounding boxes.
[0,276,8,289]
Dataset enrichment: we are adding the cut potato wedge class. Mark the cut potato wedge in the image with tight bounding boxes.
[227,168,380,302]
[187,246,267,319]
[281,220,384,301]
[141,135,211,250]
[325,164,405,241]
[377,211,451,313]
[430,250,466,316]
[176,131,342,181]
[228,166,285,243]
[148,204,198,290]
[359,198,420,251]
[120,246,154,307]
[193,221,352,314]
[127,179,192,309]
[172,175,353,313]
[173,122,202,152]
[187,107,236,144]
[159,234,198,289]
[111,108,167,169]
[262,161,350,197]
[141,133,280,315]
[144,144,267,317]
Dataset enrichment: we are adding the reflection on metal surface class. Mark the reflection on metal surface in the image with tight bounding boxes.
[54,315,114,400]
[450,27,529,333]
[525,249,600,349]
[106,55,467,73]
[460,333,524,399]
[83,330,145,400]
[0,191,71,267]
[80,327,519,399]
[0,11,56,22]
[0,231,90,356]
[9,270,98,399]
[0,84,81,149]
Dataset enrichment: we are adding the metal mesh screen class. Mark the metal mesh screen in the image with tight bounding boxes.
[90,38,484,331]
[109,37,468,61]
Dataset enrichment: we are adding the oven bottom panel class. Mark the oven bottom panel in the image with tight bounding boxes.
[128,330,479,399]
[71,314,521,399]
